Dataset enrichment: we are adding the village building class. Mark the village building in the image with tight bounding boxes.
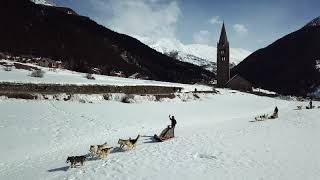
[91,67,102,74]
[38,58,63,68]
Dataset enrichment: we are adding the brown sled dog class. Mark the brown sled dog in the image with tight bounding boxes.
[118,135,140,150]
[97,147,113,159]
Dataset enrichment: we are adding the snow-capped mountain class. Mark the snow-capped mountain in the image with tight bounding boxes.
[305,16,320,27]
[30,0,53,6]
[135,36,251,71]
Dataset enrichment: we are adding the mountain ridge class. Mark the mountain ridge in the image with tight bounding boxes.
[232,16,320,96]
[0,0,214,84]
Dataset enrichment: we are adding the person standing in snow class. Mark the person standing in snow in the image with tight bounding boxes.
[274,106,278,114]
[169,115,177,129]
[309,99,313,109]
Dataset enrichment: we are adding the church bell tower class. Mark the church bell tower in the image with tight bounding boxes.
[217,22,230,88]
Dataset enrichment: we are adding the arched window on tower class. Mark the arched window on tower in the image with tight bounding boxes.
[221,57,226,61]
[221,50,224,55]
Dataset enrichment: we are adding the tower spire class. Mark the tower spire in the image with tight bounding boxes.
[219,22,228,44]
[216,21,230,88]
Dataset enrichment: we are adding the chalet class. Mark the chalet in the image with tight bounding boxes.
[91,68,102,74]
[38,58,51,67]
[38,58,63,68]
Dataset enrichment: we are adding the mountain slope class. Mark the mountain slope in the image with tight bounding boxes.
[0,0,214,84]
[232,17,320,96]
[30,0,53,6]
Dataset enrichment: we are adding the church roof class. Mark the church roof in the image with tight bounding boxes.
[219,23,228,44]
[226,74,251,86]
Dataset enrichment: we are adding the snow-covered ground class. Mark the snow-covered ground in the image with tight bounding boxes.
[0,89,319,180]
[316,59,320,71]
[0,60,211,92]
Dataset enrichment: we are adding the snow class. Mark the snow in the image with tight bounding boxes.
[0,60,212,92]
[0,90,319,180]
[252,88,277,95]
[31,0,53,6]
[305,16,320,27]
[135,36,252,66]
[311,86,320,98]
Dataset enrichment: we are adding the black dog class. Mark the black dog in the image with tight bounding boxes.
[66,156,86,168]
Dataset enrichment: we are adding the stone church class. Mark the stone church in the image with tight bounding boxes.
[216,23,252,91]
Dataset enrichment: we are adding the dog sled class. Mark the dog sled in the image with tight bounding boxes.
[297,105,317,110]
[254,114,269,121]
[253,111,278,122]
[306,105,316,109]
[154,126,175,142]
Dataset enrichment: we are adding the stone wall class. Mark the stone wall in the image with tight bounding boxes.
[0,82,182,95]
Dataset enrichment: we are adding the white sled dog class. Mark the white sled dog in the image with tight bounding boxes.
[118,135,140,150]
[89,142,108,157]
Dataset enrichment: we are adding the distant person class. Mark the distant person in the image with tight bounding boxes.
[274,106,278,114]
[309,100,313,109]
[269,106,278,119]
[169,115,177,129]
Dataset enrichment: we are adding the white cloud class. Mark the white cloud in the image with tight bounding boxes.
[209,16,222,25]
[89,0,180,40]
[193,30,211,45]
[233,24,248,35]
[257,39,265,43]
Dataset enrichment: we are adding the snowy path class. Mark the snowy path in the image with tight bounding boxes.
[0,91,319,180]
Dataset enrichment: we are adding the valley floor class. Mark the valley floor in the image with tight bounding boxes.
[0,90,319,180]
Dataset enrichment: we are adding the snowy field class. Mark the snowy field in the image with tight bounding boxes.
[1,90,319,180]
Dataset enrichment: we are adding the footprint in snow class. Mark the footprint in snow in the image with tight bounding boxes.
[194,153,217,160]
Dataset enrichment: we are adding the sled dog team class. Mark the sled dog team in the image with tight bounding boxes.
[66,135,140,168]
[297,100,320,110]
[254,106,279,121]
[66,115,178,168]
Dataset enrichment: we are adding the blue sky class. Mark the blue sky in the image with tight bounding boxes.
[49,0,320,51]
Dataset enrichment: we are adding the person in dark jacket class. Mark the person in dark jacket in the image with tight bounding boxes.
[169,115,177,129]
[274,106,278,114]
[269,106,278,119]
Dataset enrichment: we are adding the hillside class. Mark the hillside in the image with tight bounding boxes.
[0,0,214,84]
[232,17,320,96]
